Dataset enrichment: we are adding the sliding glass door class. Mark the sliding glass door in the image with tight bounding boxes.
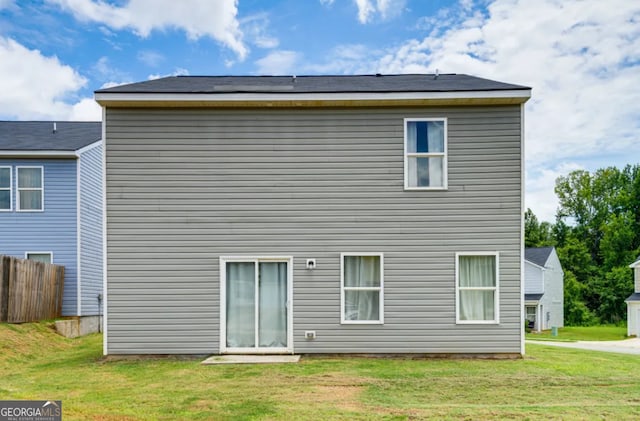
[222,258,291,353]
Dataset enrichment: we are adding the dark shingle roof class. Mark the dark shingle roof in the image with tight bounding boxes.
[95,74,530,94]
[0,121,101,151]
[626,293,640,302]
[525,247,554,267]
[525,293,544,302]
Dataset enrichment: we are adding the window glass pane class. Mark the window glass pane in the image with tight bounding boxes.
[344,256,380,287]
[0,191,9,210]
[406,121,444,153]
[407,157,443,187]
[0,168,9,187]
[27,253,51,264]
[226,262,255,348]
[459,290,495,321]
[258,262,288,348]
[345,290,380,321]
[525,306,536,322]
[20,190,42,210]
[459,256,496,287]
[18,168,42,188]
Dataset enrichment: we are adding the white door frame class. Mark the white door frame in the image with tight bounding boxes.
[219,256,294,354]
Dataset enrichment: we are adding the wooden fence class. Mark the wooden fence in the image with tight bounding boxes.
[0,255,65,323]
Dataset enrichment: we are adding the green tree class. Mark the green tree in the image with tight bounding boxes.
[524,208,554,247]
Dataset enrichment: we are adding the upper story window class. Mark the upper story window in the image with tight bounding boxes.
[456,252,499,324]
[341,253,384,324]
[17,166,43,212]
[0,166,10,211]
[404,118,447,189]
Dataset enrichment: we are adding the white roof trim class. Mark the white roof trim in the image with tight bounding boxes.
[0,150,78,158]
[75,140,103,156]
[629,260,640,268]
[524,259,546,270]
[95,89,531,104]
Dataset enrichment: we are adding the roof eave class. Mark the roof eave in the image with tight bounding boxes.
[94,89,532,108]
[0,150,79,158]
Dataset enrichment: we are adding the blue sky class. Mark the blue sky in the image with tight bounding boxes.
[0,0,639,221]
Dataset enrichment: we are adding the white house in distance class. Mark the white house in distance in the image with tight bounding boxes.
[625,257,640,337]
[524,247,564,331]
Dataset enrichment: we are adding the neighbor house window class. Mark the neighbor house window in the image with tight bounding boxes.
[0,166,10,211]
[456,253,499,323]
[341,253,383,324]
[26,252,52,264]
[17,167,43,211]
[404,118,447,189]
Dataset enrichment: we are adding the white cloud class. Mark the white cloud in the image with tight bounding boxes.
[367,0,640,221]
[241,13,279,49]
[137,50,165,67]
[355,0,406,24]
[148,68,190,80]
[255,50,300,75]
[320,0,335,5]
[527,162,584,222]
[0,37,100,121]
[48,0,248,60]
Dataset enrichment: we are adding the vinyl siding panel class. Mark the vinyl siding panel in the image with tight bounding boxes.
[524,261,543,294]
[79,143,103,315]
[0,159,78,315]
[105,106,523,354]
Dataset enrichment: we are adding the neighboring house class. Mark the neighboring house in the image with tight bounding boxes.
[0,121,103,320]
[95,74,531,356]
[626,257,640,337]
[524,247,564,331]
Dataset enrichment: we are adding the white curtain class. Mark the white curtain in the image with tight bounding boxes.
[18,168,42,210]
[259,262,288,347]
[344,256,380,321]
[226,262,255,347]
[459,256,496,321]
[427,122,443,187]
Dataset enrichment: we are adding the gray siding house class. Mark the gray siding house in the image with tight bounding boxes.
[524,247,564,331]
[95,74,531,356]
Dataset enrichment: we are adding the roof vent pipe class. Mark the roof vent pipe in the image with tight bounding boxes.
[53,122,57,133]
[434,69,439,79]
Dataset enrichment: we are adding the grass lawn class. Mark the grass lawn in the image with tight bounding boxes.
[1,322,640,420]
[526,325,628,342]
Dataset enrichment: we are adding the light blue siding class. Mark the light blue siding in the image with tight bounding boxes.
[0,159,78,315]
[79,143,104,316]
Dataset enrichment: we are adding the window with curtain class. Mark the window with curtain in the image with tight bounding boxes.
[17,167,43,211]
[457,253,499,323]
[26,252,52,264]
[342,254,383,323]
[404,119,447,189]
[0,166,10,211]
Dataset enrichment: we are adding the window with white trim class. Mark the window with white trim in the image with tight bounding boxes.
[404,118,447,189]
[0,166,10,211]
[17,167,43,211]
[341,253,383,324]
[456,253,499,323]
[26,252,52,264]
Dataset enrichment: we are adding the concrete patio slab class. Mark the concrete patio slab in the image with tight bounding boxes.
[201,355,301,365]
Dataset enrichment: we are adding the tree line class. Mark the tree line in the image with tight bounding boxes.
[525,164,640,325]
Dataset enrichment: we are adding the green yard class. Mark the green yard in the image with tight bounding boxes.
[526,325,628,342]
[1,322,640,420]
